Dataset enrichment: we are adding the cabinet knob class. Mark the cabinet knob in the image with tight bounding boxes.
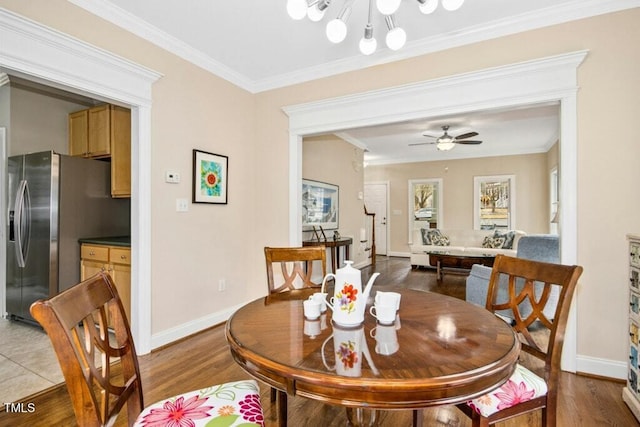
[121,255,127,260]
[89,251,95,256]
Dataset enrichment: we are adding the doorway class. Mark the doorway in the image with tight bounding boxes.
[364,182,389,255]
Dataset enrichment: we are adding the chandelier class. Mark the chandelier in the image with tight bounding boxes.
[286,0,465,55]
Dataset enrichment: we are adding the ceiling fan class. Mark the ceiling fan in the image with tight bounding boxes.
[409,125,483,151]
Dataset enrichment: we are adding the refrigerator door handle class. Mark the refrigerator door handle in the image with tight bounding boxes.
[13,179,31,268]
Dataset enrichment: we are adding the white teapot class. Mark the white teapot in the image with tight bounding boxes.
[321,261,380,327]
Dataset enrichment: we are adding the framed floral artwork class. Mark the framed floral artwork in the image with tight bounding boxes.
[192,149,228,204]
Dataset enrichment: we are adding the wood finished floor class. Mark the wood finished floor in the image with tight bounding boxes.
[1,256,637,426]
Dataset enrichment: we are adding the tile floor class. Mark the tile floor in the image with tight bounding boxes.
[0,318,63,404]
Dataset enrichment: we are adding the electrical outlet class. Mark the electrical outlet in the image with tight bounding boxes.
[176,198,189,212]
[218,279,226,292]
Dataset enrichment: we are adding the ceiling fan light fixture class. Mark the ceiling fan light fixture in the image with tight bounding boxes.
[376,0,402,15]
[417,0,438,14]
[437,140,456,151]
[442,0,464,11]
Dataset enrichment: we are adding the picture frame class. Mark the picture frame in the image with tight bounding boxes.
[302,179,339,230]
[192,149,228,204]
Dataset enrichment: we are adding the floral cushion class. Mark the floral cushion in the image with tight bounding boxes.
[425,229,450,246]
[421,228,432,245]
[135,379,264,427]
[467,364,547,417]
[482,236,506,249]
[493,230,516,249]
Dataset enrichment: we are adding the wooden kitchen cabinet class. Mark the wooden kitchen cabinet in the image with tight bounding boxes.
[80,243,131,321]
[68,104,131,197]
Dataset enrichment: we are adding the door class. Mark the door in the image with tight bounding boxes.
[364,183,388,256]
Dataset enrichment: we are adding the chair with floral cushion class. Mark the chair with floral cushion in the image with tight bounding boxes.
[457,254,582,427]
[30,272,264,427]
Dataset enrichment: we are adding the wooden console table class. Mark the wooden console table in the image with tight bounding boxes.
[303,237,353,272]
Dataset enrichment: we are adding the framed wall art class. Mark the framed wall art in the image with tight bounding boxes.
[192,149,228,204]
[302,179,339,230]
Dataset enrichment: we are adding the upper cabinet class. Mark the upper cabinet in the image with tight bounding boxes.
[69,104,131,198]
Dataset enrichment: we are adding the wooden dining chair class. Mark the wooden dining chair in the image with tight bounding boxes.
[263,246,327,427]
[454,254,583,427]
[30,272,264,427]
[264,246,327,295]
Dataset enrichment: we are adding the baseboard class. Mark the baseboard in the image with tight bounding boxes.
[387,251,410,258]
[150,302,244,350]
[576,354,627,380]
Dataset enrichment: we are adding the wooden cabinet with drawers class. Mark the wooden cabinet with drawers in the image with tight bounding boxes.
[80,243,131,321]
[69,104,131,198]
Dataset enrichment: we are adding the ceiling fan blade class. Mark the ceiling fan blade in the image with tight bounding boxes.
[409,142,436,146]
[455,140,483,145]
[455,131,479,140]
[421,132,439,138]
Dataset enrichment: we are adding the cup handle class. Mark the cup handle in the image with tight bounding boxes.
[321,334,336,371]
[369,306,376,317]
[369,327,377,338]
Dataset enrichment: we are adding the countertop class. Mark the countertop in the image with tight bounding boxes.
[78,236,131,247]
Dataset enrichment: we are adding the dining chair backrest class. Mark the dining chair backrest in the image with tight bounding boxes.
[464,254,583,426]
[264,246,327,294]
[30,272,143,427]
[486,255,582,374]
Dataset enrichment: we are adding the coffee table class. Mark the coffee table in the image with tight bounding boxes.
[226,288,519,426]
[427,250,496,281]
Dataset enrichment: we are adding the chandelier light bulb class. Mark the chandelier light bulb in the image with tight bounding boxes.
[326,19,348,43]
[442,0,464,11]
[385,26,406,50]
[287,0,308,20]
[359,35,377,55]
[418,0,438,15]
[376,0,402,15]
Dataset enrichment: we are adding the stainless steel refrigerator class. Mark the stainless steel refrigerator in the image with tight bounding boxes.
[6,151,130,322]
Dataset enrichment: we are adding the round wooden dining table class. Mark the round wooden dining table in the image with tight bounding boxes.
[226,288,520,426]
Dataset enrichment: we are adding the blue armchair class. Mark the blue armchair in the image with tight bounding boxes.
[466,234,560,320]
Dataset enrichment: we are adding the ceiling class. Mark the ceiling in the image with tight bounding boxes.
[66,1,634,164]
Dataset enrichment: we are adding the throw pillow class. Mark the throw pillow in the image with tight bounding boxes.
[493,230,516,249]
[431,233,450,246]
[426,229,442,245]
[421,228,431,245]
[482,236,506,249]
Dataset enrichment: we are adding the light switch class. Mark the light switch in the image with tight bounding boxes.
[176,198,189,212]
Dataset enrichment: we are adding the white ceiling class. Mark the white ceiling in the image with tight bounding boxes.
[67,0,635,164]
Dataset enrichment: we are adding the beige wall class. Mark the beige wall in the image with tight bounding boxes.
[364,153,550,255]
[3,1,639,372]
[303,135,367,268]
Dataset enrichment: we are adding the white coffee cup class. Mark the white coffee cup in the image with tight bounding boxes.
[303,299,321,320]
[375,291,401,311]
[308,292,328,313]
[370,324,399,355]
[369,304,396,325]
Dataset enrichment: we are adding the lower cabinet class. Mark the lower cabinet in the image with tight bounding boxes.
[81,243,131,321]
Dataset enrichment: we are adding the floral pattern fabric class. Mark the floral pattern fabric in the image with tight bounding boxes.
[134,379,264,427]
[467,364,547,417]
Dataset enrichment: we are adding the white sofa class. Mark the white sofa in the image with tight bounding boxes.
[409,228,526,268]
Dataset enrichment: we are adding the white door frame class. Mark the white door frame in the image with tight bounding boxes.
[0,127,6,318]
[0,10,161,354]
[284,50,587,372]
[364,181,390,256]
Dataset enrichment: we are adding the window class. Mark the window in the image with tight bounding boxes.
[408,179,443,243]
[473,175,516,230]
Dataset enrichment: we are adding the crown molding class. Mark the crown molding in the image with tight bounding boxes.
[69,0,639,94]
[68,0,256,92]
